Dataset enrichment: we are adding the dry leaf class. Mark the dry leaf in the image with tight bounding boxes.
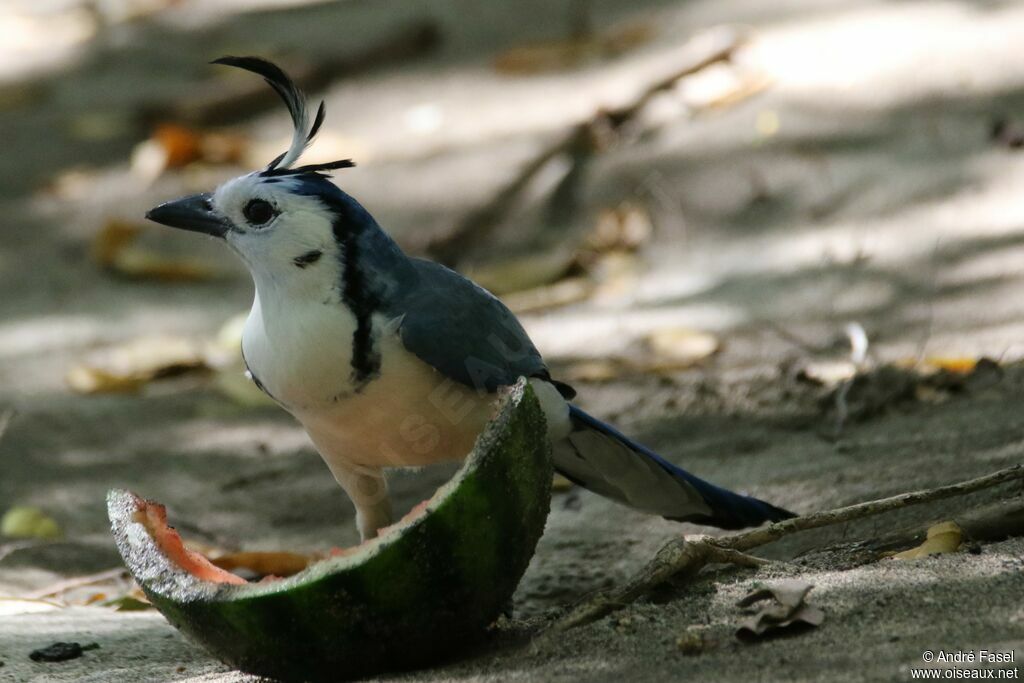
[66,336,207,395]
[1,506,62,540]
[494,39,595,74]
[153,123,247,168]
[737,603,825,640]
[563,359,625,383]
[921,357,979,374]
[91,220,141,267]
[587,202,652,254]
[91,219,219,282]
[796,360,858,387]
[468,250,578,296]
[102,596,152,611]
[154,123,203,168]
[644,328,720,369]
[676,627,716,655]
[132,123,248,181]
[737,579,813,610]
[736,580,823,640]
[504,277,595,314]
[894,357,976,374]
[562,329,719,382]
[602,23,654,55]
[65,366,146,394]
[892,521,963,560]
[494,21,653,74]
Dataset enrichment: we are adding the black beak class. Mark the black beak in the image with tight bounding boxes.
[145,193,230,238]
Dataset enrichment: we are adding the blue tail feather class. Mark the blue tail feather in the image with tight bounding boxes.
[564,406,794,530]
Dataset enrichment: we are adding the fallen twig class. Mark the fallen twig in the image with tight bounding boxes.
[860,498,1024,557]
[550,464,1024,631]
[24,567,128,600]
[428,27,744,266]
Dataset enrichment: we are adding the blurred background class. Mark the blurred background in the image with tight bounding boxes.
[2,1,1024,680]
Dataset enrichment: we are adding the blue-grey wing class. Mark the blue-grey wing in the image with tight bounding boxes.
[390,258,573,396]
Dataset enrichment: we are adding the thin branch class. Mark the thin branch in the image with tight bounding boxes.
[428,27,744,265]
[24,567,129,600]
[550,464,1023,632]
[723,464,1023,552]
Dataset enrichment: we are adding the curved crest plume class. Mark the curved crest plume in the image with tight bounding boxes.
[211,56,354,176]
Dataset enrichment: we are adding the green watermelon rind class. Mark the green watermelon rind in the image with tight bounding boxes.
[107,379,552,682]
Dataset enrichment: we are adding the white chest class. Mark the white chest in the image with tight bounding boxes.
[240,290,498,468]
[238,285,570,471]
[241,292,359,410]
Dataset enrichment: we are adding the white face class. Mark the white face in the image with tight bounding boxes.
[212,173,341,288]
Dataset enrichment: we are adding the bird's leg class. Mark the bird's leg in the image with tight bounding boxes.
[326,461,393,542]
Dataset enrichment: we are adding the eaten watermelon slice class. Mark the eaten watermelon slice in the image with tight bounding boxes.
[108,379,552,682]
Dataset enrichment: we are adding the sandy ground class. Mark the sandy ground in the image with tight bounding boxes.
[2,0,1024,681]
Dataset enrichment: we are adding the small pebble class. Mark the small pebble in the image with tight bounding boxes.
[29,642,99,663]
[676,629,713,655]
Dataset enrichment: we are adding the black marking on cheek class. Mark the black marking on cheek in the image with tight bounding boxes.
[335,221,381,389]
[293,249,323,269]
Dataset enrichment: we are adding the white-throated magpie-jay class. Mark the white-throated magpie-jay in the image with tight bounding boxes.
[146,57,793,541]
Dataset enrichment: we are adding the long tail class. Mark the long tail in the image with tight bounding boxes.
[552,406,794,530]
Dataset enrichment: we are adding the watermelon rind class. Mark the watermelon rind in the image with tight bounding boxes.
[108,379,552,682]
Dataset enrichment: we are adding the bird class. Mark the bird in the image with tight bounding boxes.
[146,57,794,542]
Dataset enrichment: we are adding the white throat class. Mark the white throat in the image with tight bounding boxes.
[241,258,360,412]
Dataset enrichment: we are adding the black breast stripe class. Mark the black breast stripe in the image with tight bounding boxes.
[335,222,381,388]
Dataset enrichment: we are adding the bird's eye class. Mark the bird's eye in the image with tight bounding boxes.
[243,199,276,226]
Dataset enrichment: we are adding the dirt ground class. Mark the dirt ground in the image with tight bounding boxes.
[2,0,1024,681]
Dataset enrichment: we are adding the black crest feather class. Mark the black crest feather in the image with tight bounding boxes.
[212,56,354,175]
